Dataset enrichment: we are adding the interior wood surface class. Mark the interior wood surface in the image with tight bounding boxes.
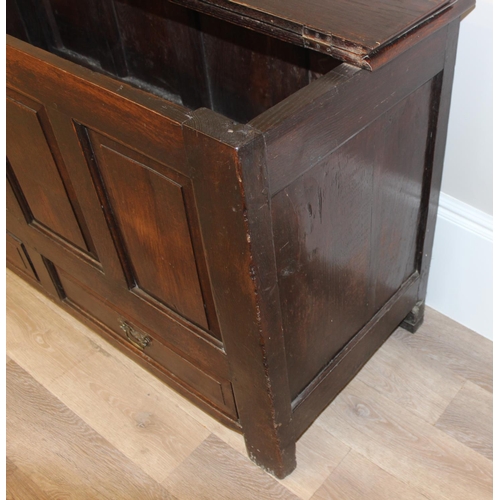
[6,269,492,499]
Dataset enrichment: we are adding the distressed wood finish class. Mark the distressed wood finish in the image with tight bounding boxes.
[6,0,472,478]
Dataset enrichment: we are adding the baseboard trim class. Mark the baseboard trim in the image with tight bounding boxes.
[426,193,493,340]
[438,193,493,241]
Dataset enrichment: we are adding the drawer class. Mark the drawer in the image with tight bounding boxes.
[56,266,238,420]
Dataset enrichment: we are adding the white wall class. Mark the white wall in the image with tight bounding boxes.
[426,0,493,340]
[440,0,493,215]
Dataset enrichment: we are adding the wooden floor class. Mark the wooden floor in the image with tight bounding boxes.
[6,269,493,500]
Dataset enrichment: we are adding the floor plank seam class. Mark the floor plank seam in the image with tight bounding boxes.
[308,447,353,499]
[431,378,467,426]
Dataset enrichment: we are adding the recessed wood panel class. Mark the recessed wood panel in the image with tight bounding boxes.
[87,131,209,330]
[273,81,432,399]
[370,80,432,309]
[272,135,375,399]
[6,95,88,250]
[6,232,38,281]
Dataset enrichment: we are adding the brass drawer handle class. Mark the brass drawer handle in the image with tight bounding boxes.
[120,321,151,350]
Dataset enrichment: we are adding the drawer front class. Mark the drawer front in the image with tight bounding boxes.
[56,266,238,419]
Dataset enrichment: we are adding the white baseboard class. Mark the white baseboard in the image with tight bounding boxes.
[426,193,493,340]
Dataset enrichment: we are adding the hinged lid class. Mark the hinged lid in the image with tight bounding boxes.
[170,0,473,69]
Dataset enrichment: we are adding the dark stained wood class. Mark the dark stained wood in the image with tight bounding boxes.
[6,1,470,479]
[184,109,295,478]
[7,36,191,171]
[6,189,229,383]
[5,35,236,420]
[6,0,54,49]
[195,0,451,51]
[6,167,29,223]
[168,0,473,69]
[6,0,29,43]
[7,5,337,124]
[5,94,98,265]
[48,0,128,75]
[114,0,211,109]
[251,25,450,194]
[7,253,242,433]
[6,233,61,299]
[272,131,374,399]
[369,81,433,309]
[290,272,420,440]
[272,80,433,399]
[366,0,474,71]
[199,14,310,123]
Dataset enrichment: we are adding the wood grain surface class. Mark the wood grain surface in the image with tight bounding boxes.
[311,450,428,500]
[392,309,493,393]
[436,381,493,460]
[6,270,493,499]
[214,0,451,50]
[317,378,492,500]
[7,360,175,499]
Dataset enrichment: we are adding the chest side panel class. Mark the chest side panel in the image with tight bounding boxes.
[272,79,433,399]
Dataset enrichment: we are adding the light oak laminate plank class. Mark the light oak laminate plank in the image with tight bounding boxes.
[6,272,97,383]
[436,381,493,460]
[6,270,250,458]
[6,457,51,500]
[393,308,493,393]
[279,424,350,500]
[164,434,300,500]
[357,334,464,424]
[311,449,428,500]
[318,378,492,500]
[7,360,176,500]
[49,348,211,483]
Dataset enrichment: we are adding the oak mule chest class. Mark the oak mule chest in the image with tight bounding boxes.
[6,0,474,478]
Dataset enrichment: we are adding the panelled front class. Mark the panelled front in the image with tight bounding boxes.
[6,39,234,420]
[272,79,434,400]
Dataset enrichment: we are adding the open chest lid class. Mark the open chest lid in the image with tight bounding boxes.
[169,0,472,69]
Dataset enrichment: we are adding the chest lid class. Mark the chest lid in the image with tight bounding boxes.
[169,0,468,69]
